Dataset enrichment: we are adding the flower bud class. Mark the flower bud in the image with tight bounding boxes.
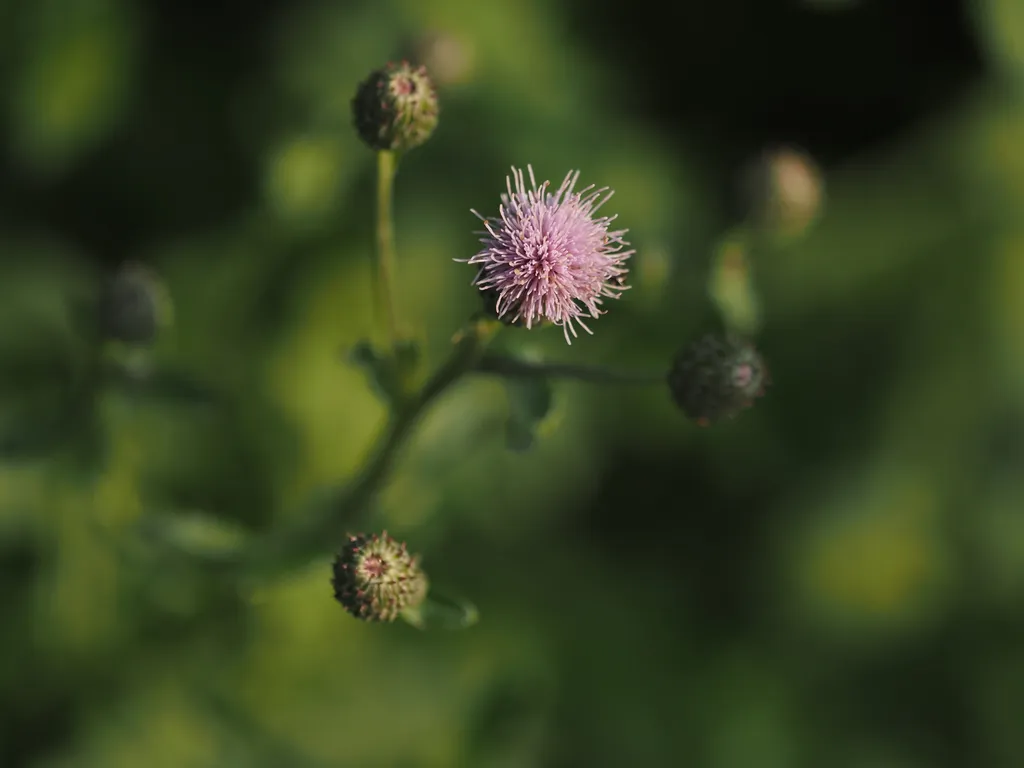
[351,62,439,153]
[404,32,475,87]
[667,334,768,425]
[100,262,172,346]
[741,146,823,240]
[331,532,428,622]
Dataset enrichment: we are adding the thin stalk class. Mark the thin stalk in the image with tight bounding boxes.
[204,318,501,581]
[376,149,400,344]
[474,353,665,386]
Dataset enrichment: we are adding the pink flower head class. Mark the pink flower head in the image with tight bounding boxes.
[460,165,634,343]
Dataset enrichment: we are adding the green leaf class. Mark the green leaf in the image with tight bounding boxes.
[401,590,480,631]
[136,510,250,561]
[707,230,763,338]
[974,0,1024,89]
[503,375,554,452]
[9,0,137,175]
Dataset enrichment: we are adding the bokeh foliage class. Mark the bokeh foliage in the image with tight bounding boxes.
[2,0,1024,766]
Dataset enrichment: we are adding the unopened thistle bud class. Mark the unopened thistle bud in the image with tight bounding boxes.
[351,62,439,153]
[331,532,429,622]
[668,334,768,426]
[741,146,823,240]
[100,262,173,346]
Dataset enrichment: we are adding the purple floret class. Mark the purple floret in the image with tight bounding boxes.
[460,165,634,343]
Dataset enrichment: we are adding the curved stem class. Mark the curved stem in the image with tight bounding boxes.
[473,353,665,386]
[376,150,400,344]
[207,318,500,581]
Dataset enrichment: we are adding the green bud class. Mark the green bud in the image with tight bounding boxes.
[741,146,824,241]
[667,334,768,426]
[100,262,172,346]
[351,61,439,153]
[331,532,429,622]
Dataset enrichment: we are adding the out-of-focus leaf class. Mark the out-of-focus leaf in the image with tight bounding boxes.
[707,230,762,337]
[136,510,250,561]
[974,0,1024,90]
[9,0,137,174]
[264,133,347,224]
[401,590,479,631]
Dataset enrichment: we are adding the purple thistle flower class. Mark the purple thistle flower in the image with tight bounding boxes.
[460,165,634,344]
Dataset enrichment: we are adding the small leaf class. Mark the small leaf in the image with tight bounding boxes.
[708,231,763,338]
[137,510,250,561]
[348,338,421,406]
[401,590,480,631]
[503,375,554,452]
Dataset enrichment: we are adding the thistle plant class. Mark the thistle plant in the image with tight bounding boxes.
[51,59,812,632]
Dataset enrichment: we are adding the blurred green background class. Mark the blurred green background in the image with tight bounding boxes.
[2,0,1024,765]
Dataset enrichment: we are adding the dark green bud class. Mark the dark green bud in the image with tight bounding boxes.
[352,61,439,153]
[100,262,172,346]
[332,532,429,622]
[668,334,768,426]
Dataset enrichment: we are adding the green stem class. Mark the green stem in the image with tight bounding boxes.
[208,318,500,581]
[473,353,665,386]
[376,149,400,344]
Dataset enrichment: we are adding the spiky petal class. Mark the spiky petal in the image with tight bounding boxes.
[460,165,634,344]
